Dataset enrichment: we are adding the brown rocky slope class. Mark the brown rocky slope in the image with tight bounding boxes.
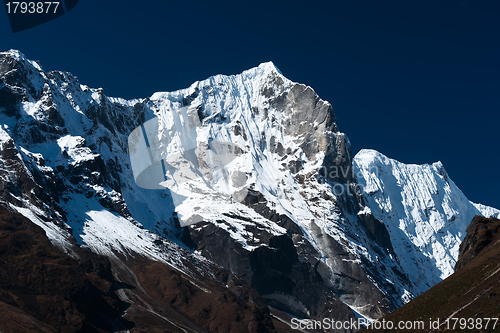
[0,204,295,333]
[0,204,132,332]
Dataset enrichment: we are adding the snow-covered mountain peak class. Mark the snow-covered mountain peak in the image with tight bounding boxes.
[256,60,281,71]
[132,56,358,229]
[1,49,43,73]
[353,149,500,293]
[356,148,445,168]
[2,49,25,61]
[241,60,284,79]
[136,60,344,229]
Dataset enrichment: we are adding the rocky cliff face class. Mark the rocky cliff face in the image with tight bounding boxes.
[0,49,499,332]
[455,215,500,270]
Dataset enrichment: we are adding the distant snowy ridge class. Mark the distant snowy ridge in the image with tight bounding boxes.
[353,149,500,294]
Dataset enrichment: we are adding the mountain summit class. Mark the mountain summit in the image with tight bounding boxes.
[0,49,498,331]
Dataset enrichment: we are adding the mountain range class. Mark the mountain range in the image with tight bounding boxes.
[0,49,498,332]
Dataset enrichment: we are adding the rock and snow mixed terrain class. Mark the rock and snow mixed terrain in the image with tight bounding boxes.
[0,49,498,331]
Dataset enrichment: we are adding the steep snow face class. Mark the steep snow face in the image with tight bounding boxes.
[353,149,500,294]
[139,62,342,229]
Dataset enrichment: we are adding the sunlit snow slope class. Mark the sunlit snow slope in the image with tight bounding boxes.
[353,149,500,294]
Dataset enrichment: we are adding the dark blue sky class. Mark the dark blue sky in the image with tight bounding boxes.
[1,0,499,208]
